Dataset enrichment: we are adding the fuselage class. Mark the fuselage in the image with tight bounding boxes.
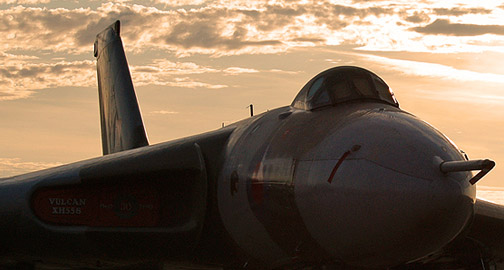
[0,19,488,269]
[0,67,476,270]
[217,101,475,268]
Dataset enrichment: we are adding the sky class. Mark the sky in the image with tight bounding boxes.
[0,0,503,202]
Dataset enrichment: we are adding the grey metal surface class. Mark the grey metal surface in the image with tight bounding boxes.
[0,127,234,269]
[217,102,475,268]
[439,159,495,184]
[95,20,148,155]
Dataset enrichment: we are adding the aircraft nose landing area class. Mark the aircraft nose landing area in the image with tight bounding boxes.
[294,108,476,268]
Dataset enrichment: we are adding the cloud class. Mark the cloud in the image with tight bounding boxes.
[130,59,257,88]
[477,187,504,204]
[168,77,227,89]
[150,110,179,115]
[2,1,504,98]
[0,3,294,56]
[0,60,95,100]
[0,51,38,61]
[0,0,49,3]
[132,59,219,75]
[290,37,326,43]
[0,53,274,99]
[0,2,406,56]
[130,59,231,88]
[404,11,430,23]
[412,19,504,36]
[433,7,492,16]
[0,158,62,178]
[478,186,504,191]
[266,69,300,75]
[359,53,504,84]
[223,67,259,75]
[153,0,206,6]
[415,90,504,105]
[0,5,98,52]
[0,53,263,99]
[1,1,500,59]
[161,21,282,50]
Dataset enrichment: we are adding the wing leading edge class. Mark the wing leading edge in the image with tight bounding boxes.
[469,199,504,262]
[0,126,234,268]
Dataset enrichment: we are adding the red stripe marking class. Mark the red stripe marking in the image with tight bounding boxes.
[327,151,351,183]
[251,162,264,204]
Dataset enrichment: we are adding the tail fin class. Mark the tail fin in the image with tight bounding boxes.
[94,20,148,155]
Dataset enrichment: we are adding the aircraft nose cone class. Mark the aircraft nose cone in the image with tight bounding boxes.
[295,109,475,268]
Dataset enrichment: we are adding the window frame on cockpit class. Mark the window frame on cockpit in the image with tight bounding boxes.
[306,77,332,109]
[292,66,399,111]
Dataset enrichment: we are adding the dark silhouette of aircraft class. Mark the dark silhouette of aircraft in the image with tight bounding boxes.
[0,20,501,270]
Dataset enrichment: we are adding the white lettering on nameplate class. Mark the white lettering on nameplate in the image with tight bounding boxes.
[48,198,86,215]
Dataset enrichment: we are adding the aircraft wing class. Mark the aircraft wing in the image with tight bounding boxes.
[0,126,234,268]
[468,199,504,262]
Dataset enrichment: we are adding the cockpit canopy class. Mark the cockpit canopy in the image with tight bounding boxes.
[292,66,398,110]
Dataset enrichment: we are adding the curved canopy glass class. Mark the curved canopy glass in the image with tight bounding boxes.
[292,66,398,110]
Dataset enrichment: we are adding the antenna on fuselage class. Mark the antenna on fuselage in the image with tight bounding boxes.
[247,104,254,117]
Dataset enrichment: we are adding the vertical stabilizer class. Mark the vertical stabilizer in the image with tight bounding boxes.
[94,20,148,155]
